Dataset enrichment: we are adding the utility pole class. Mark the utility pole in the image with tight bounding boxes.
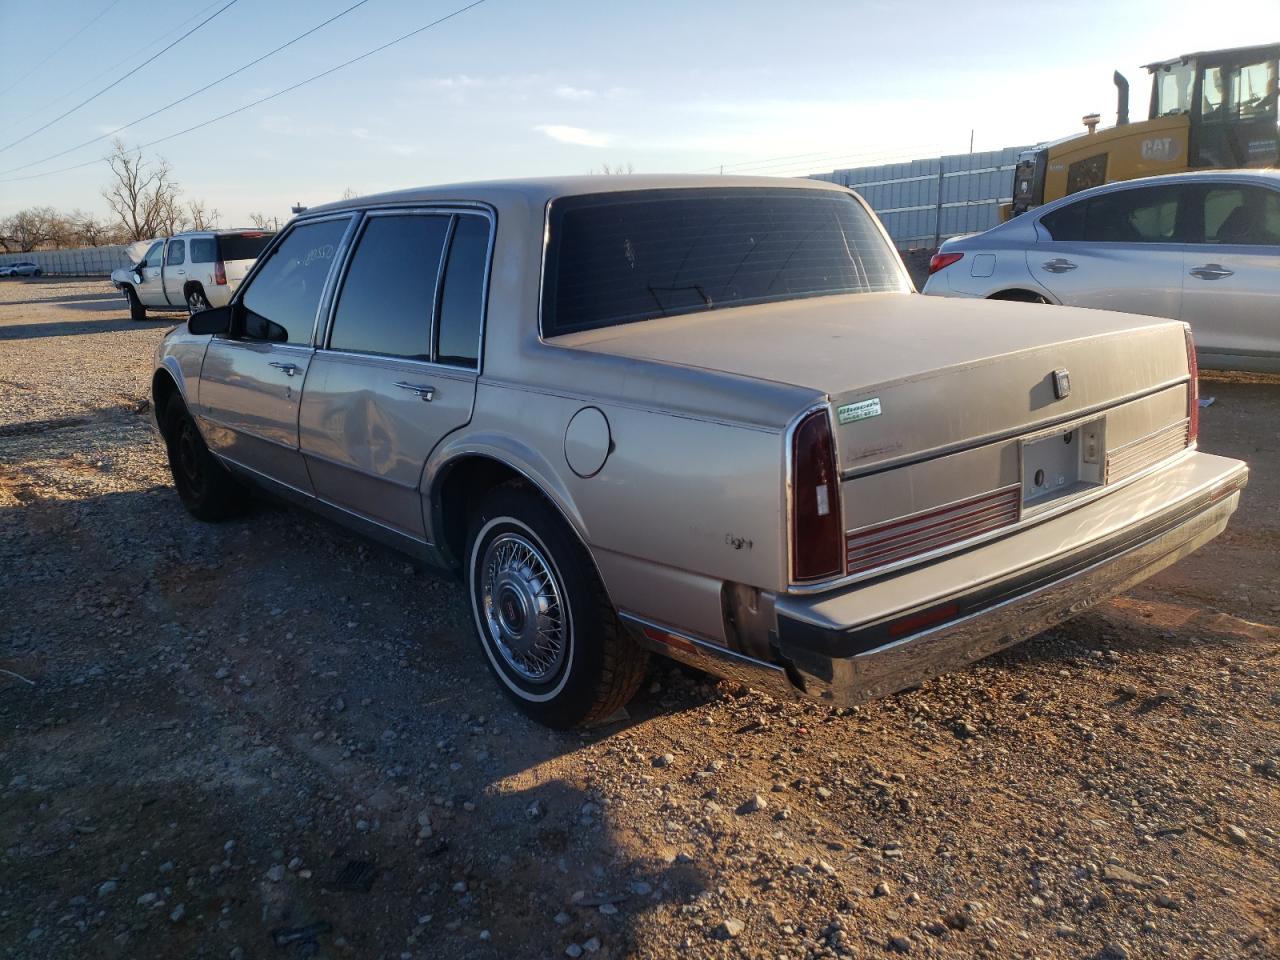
[969,129,974,154]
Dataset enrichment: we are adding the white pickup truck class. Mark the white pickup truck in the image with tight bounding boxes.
[112,229,273,321]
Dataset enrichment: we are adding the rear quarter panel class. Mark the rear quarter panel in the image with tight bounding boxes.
[429,377,793,644]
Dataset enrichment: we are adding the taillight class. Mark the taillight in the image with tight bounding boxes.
[1185,324,1199,443]
[790,408,843,582]
[213,260,227,285]
[928,251,963,275]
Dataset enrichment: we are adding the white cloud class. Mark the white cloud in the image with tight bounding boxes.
[554,84,596,101]
[535,124,612,148]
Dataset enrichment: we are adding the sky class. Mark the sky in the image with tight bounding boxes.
[0,0,1276,226]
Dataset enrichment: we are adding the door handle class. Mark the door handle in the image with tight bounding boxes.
[1189,263,1234,280]
[269,361,300,377]
[394,381,435,401]
[1042,258,1078,273]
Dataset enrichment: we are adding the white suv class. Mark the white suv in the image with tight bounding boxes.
[112,229,274,321]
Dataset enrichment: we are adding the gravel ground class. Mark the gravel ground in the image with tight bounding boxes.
[1,277,1277,960]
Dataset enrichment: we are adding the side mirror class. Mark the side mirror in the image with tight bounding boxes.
[188,304,232,336]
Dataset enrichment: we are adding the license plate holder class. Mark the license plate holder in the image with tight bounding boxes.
[1021,417,1105,510]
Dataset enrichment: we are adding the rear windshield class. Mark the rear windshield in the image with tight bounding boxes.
[541,188,903,336]
[218,232,274,262]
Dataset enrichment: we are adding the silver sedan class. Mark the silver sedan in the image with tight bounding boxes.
[921,171,1280,372]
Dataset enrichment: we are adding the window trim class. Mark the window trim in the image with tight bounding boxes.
[316,203,494,374]
[535,185,911,340]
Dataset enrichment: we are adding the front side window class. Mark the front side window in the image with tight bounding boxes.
[435,215,490,368]
[329,214,451,360]
[1155,61,1195,116]
[240,218,349,345]
[1201,185,1280,245]
[1082,186,1180,243]
[541,188,904,336]
[165,239,185,266]
[142,241,165,268]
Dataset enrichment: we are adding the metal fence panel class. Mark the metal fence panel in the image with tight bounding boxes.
[0,243,137,276]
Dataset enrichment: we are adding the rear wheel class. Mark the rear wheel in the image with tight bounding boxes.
[185,285,210,315]
[160,395,248,521]
[124,285,146,321]
[465,485,649,728]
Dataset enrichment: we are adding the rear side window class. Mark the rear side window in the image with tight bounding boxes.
[435,215,490,368]
[1040,201,1085,241]
[541,188,903,335]
[1041,186,1182,244]
[329,215,451,360]
[1083,186,1180,243]
[240,218,350,345]
[218,232,274,262]
[189,238,217,263]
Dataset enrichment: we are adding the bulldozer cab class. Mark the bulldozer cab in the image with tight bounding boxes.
[1147,43,1279,168]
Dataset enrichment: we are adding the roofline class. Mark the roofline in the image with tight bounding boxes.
[1141,41,1278,71]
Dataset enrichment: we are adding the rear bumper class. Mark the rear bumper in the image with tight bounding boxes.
[626,452,1247,705]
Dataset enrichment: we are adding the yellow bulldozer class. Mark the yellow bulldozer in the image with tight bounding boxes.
[1007,43,1278,218]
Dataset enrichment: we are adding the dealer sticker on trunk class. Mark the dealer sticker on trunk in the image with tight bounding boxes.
[837,398,882,424]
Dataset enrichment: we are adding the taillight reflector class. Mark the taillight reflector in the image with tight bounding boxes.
[213,260,227,286]
[928,251,963,275]
[791,409,843,582]
[1184,325,1199,444]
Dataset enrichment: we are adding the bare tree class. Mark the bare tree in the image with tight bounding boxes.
[187,198,220,231]
[102,139,185,241]
[341,187,360,200]
[248,211,279,230]
[68,209,119,247]
[595,162,635,175]
[0,207,70,252]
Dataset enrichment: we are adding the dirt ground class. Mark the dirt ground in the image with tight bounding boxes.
[1,277,1277,960]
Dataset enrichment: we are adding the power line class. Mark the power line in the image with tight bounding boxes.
[0,0,374,177]
[5,0,234,130]
[0,0,239,156]
[0,0,491,185]
[0,0,126,96]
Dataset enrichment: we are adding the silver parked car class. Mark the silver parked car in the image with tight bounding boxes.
[0,260,43,277]
[922,171,1280,372]
[151,175,1247,728]
[112,229,275,320]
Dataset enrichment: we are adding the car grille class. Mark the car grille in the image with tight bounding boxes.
[1105,419,1190,484]
[845,485,1022,575]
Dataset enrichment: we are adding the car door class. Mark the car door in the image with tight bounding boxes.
[136,240,168,305]
[197,215,356,494]
[1179,182,1280,367]
[298,209,491,539]
[162,237,187,306]
[1030,184,1188,319]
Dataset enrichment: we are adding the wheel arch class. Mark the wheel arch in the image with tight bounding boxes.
[987,287,1055,304]
[151,361,188,422]
[425,437,589,573]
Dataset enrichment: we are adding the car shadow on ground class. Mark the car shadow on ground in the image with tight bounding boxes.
[0,484,711,959]
[0,312,177,339]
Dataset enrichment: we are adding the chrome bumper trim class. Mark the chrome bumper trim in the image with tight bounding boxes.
[777,469,1245,705]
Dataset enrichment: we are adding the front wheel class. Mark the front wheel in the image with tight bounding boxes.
[124,285,146,321]
[160,395,249,521]
[465,485,649,728]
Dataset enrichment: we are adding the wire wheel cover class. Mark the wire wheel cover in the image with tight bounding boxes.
[480,533,567,682]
